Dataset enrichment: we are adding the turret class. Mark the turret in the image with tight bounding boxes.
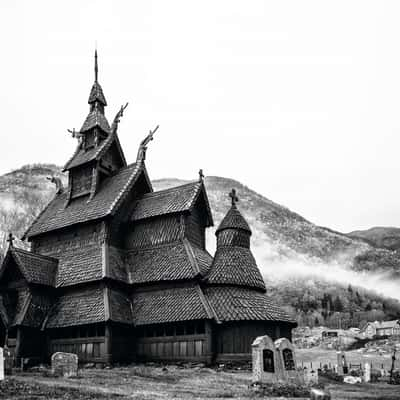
[204,189,266,292]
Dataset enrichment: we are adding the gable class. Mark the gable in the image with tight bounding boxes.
[0,248,58,287]
[0,256,26,288]
[24,162,146,239]
[131,181,213,226]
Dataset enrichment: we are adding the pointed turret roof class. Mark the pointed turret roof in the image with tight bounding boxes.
[216,204,251,234]
[79,50,110,134]
[88,50,107,106]
[204,189,265,291]
[216,189,251,234]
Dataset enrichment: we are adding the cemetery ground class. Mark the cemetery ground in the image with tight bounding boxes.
[1,351,400,400]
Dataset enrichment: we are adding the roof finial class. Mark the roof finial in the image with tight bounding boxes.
[7,233,15,247]
[136,125,159,163]
[94,48,98,82]
[229,188,239,206]
[199,169,204,182]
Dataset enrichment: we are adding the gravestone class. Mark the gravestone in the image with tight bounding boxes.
[252,335,281,383]
[0,347,4,381]
[274,338,299,382]
[364,363,371,383]
[336,351,348,375]
[310,388,331,400]
[3,347,12,375]
[51,352,78,378]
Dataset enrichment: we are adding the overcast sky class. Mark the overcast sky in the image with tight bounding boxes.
[1,1,400,233]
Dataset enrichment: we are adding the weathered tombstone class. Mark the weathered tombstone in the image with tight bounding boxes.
[252,335,281,383]
[0,347,4,381]
[336,351,348,375]
[310,388,331,400]
[274,338,299,382]
[364,363,371,383]
[51,352,78,378]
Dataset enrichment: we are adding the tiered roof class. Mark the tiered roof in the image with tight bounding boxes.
[132,285,215,326]
[125,239,213,284]
[0,247,58,287]
[205,286,294,323]
[24,163,145,238]
[132,181,213,226]
[204,194,266,291]
[63,129,126,171]
[205,246,266,291]
[44,287,134,328]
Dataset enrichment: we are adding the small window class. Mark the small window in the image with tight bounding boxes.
[145,327,155,337]
[165,325,174,337]
[176,324,184,336]
[87,325,96,337]
[186,322,195,335]
[155,325,164,337]
[196,321,205,334]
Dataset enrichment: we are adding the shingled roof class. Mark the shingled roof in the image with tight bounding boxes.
[44,287,134,328]
[216,204,251,234]
[45,287,106,328]
[24,162,144,238]
[88,81,107,106]
[132,285,215,326]
[0,247,58,287]
[205,286,296,324]
[80,109,111,134]
[126,240,213,284]
[18,293,54,328]
[131,181,213,226]
[63,130,126,171]
[204,246,266,291]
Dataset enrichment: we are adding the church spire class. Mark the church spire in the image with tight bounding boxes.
[87,50,107,109]
[94,48,98,83]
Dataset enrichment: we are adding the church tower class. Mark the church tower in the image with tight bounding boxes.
[63,51,127,203]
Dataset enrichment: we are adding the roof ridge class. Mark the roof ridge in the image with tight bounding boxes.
[22,192,60,239]
[183,239,201,276]
[109,163,142,215]
[63,142,83,171]
[141,180,200,198]
[196,285,220,323]
[15,292,32,326]
[11,247,59,262]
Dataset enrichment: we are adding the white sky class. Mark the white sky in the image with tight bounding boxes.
[1,0,400,233]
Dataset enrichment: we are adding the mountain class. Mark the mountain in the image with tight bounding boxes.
[1,165,400,327]
[348,226,400,251]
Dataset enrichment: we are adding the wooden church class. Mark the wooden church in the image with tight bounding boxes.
[0,53,296,365]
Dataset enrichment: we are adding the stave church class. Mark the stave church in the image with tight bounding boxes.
[0,53,296,365]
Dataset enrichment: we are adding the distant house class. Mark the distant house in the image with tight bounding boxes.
[322,329,344,339]
[360,320,400,338]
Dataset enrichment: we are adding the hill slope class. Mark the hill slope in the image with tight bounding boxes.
[348,226,400,251]
[1,165,400,327]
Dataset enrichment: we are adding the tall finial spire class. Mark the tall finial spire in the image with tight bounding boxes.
[94,48,98,82]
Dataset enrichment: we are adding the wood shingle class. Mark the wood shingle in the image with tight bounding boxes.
[24,162,143,238]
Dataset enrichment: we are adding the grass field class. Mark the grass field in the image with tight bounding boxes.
[0,348,399,399]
